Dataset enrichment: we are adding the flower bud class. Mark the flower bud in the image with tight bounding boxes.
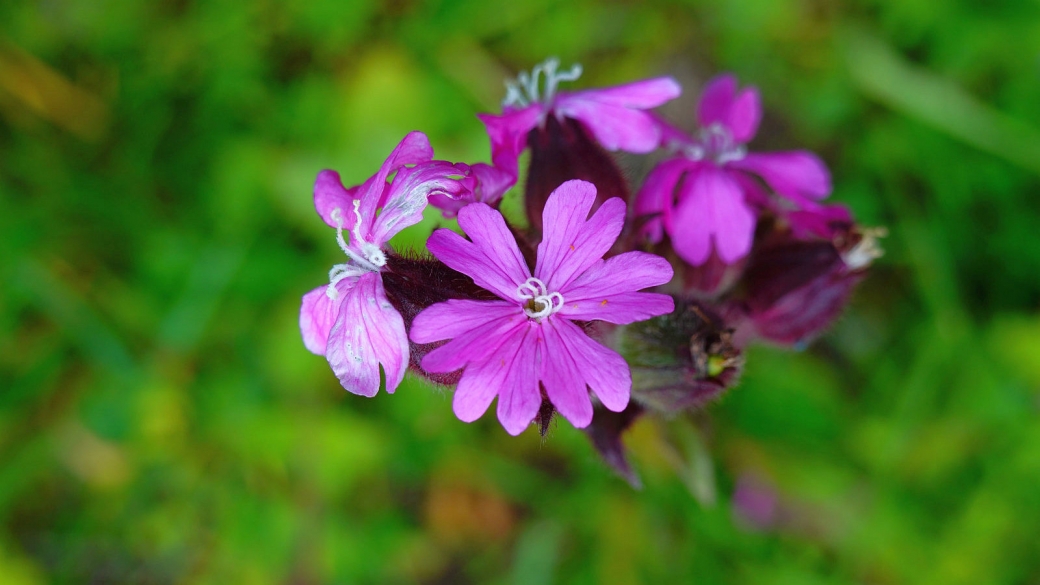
[617,300,744,413]
[525,116,630,232]
[740,235,864,346]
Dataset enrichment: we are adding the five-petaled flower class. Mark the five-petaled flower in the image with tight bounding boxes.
[299,131,467,396]
[410,180,675,435]
[635,74,832,266]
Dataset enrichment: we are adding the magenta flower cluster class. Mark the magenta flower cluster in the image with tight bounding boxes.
[299,58,879,456]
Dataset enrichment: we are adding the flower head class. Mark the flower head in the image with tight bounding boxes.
[635,74,832,266]
[300,132,467,396]
[410,180,675,435]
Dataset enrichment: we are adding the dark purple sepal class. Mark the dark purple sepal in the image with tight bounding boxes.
[584,403,645,488]
[382,251,498,385]
[536,388,556,437]
[524,116,630,233]
[616,299,744,414]
[741,238,863,346]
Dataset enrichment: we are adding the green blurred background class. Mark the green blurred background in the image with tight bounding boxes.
[2,0,1040,583]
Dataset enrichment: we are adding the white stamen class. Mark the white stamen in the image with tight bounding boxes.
[349,201,387,269]
[517,277,564,319]
[324,205,388,299]
[325,263,367,300]
[687,123,746,165]
[503,57,583,109]
[843,227,887,270]
[329,205,384,272]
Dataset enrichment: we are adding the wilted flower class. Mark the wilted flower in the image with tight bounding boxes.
[300,132,467,396]
[740,219,883,346]
[410,180,674,434]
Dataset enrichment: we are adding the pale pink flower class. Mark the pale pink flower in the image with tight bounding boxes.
[300,132,466,396]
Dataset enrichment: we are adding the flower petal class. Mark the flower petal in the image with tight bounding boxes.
[540,320,593,428]
[697,75,737,129]
[301,284,340,355]
[300,276,363,355]
[449,320,535,432]
[313,170,359,228]
[726,86,761,143]
[558,100,662,153]
[427,203,531,300]
[535,180,625,292]
[634,158,693,242]
[669,169,713,265]
[563,291,675,325]
[731,151,832,202]
[452,360,501,423]
[494,325,541,435]
[557,77,681,152]
[354,131,435,229]
[696,74,761,143]
[325,273,408,397]
[369,161,462,245]
[671,166,754,265]
[559,252,674,324]
[420,312,520,375]
[478,106,543,178]
[550,319,630,412]
[410,299,520,344]
[468,161,515,206]
[708,170,757,263]
[563,77,682,109]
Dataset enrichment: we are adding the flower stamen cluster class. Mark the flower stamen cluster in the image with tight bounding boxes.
[517,277,564,319]
[503,57,583,109]
[325,203,388,300]
[682,123,747,165]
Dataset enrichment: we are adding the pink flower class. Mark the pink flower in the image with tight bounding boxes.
[300,132,467,396]
[410,180,675,435]
[478,58,682,183]
[427,161,514,218]
[635,74,833,265]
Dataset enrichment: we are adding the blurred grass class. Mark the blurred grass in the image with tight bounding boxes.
[2,0,1040,583]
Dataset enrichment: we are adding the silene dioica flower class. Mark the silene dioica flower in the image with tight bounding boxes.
[299,58,882,485]
[411,180,673,435]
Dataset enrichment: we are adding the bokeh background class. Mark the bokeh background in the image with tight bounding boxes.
[3,0,1040,583]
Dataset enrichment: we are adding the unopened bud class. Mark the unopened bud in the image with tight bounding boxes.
[617,300,744,413]
[525,116,630,233]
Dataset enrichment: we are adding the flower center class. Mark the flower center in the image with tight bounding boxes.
[325,202,386,300]
[503,57,583,109]
[517,277,564,319]
[842,227,887,270]
[683,123,746,165]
